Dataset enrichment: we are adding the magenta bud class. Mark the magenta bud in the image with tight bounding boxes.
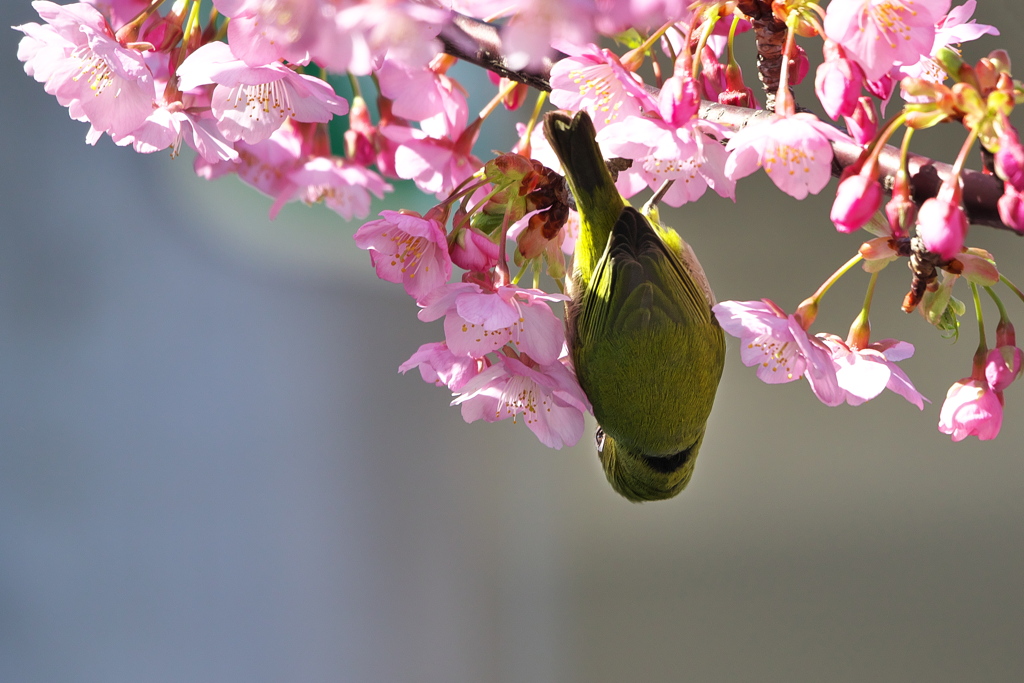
[917,184,968,260]
[831,173,883,233]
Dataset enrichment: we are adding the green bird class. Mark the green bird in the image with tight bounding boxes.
[543,110,726,502]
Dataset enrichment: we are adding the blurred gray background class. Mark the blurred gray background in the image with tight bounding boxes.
[3,2,1024,682]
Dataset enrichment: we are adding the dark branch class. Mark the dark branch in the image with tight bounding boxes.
[438,12,1016,233]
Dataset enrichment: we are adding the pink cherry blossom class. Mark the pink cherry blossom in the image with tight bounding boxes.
[214,0,320,67]
[548,45,652,129]
[899,0,999,81]
[712,299,844,406]
[823,0,947,82]
[279,156,392,220]
[113,93,239,163]
[724,113,847,200]
[451,354,591,449]
[818,336,928,408]
[399,341,487,392]
[376,60,468,125]
[194,122,305,211]
[16,1,157,140]
[176,41,348,145]
[84,0,149,30]
[596,76,734,205]
[417,282,568,365]
[353,210,452,303]
[381,105,483,199]
[938,377,1003,441]
[917,179,968,260]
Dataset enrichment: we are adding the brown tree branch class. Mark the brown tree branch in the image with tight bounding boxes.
[437,12,1016,233]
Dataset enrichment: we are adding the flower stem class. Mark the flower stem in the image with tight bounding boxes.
[795,252,864,328]
[516,90,548,155]
[984,285,1010,322]
[690,11,721,81]
[478,79,521,121]
[972,281,987,350]
[999,274,1024,305]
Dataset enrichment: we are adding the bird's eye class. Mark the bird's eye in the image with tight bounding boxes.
[595,427,606,453]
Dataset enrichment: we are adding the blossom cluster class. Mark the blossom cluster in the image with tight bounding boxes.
[14,0,1024,447]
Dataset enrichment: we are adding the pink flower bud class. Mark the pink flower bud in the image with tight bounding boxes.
[450,227,500,272]
[815,40,864,119]
[939,377,1003,441]
[699,46,727,101]
[917,182,968,260]
[843,96,878,146]
[831,172,882,233]
[994,120,1024,190]
[986,346,1023,392]
[789,45,810,86]
[997,183,1024,234]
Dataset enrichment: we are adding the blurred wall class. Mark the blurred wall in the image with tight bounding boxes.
[2,3,1024,682]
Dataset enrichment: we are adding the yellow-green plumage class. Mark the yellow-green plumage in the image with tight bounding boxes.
[543,110,726,502]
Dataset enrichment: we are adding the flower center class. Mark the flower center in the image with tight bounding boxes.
[71,47,114,96]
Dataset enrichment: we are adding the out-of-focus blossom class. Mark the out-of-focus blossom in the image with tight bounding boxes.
[713,299,844,406]
[451,354,591,449]
[312,1,447,75]
[353,210,452,302]
[15,1,157,140]
[500,0,596,71]
[214,0,320,66]
[85,0,149,30]
[176,41,348,144]
[280,156,392,220]
[725,113,847,200]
